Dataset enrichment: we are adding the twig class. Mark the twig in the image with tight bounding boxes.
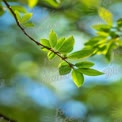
[2,0,73,68]
[0,113,16,122]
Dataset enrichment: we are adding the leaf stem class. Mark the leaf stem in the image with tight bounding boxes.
[2,0,74,68]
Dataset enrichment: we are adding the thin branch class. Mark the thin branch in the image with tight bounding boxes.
[2,0,73,68]
[0,113,16,122]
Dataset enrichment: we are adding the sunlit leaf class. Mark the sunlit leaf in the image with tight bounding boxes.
[82,0,100,7]
[105,42,116,61]
[68,49,95,59]
[98,7,113,25]
[72,69,84,87]
[42,0,61,8]
[75,61,94,68]
[47,51,56,60]
[49,30,57,48]
[15,10,21,21]
[20,13,32,23]
[22,22,34,27]
[79,68,104,76]
[92,24,111,32]
[117,18,122,27]
[28,0,38,8]
[11,5,26,13]
[55,37,65,50]
[58,36,75,53]
[40,39,50,47]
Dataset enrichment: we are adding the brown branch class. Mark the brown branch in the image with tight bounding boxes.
[2,0,73,68]
[0,113,16,122]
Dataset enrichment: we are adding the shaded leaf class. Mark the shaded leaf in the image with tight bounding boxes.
[58,62,71,75]
[0,4,4,16]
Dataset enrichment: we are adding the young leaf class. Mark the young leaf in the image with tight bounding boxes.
[40,39,51,48]
[92,24,111,32]
[20,13,32,24]
[79,68,104,76]
[58,36,75,53]
[11,6,26,13]
[85,36,107,46]
[98,7,113,25]
[28,0,38,8]
[15,10,21,21]
[55,37,65,50]
[48,51,56,60]
[58,62,71,75]
[42,0,60,8]
[68,49,95,59]
[105,42,116,61]
[71,69,84,87]
[22,22,34,27]
[49,30,57,48]
[75,61,94,68]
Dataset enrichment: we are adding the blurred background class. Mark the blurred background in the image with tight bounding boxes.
[0,0,122,122]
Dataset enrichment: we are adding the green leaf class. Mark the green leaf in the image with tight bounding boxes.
[109,31,118,38]
[58,62,71,75]
[0,4,4,16]
[20,13,32,24]
[98,7,113,25]
[85,36,106,46]
[22,22,34,27]
[28,0,38,8]
[68,49,95,59]
[71,69,84,87]
[105,42,116,61]
[47,51,56,60]
[42,0,61,8]
[92,24,111,32]
[15,10,21,21]
[40,39,51,47]
[58,36,75,53]
[75,61,94,68]
[11,6,26,13]
[82,0,100,7]
[55,37,65,50]
[79,68,104,76]
[117,18,122,27]
[49,30,57,48]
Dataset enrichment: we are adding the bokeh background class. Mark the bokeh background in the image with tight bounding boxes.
[0,0,122,122]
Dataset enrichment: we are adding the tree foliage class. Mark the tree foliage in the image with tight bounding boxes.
[0,0,122,122]
[1,0,122,88]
